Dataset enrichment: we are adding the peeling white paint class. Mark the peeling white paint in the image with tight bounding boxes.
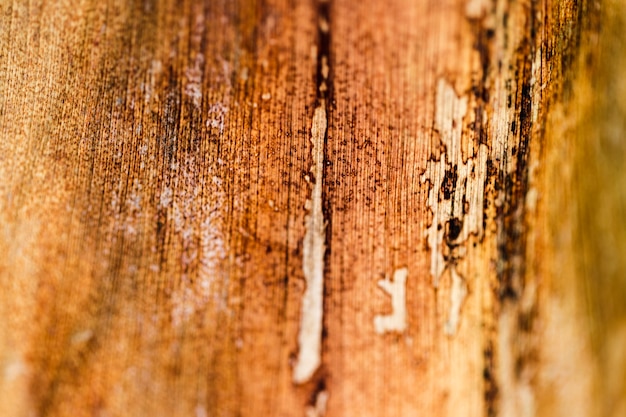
[306,390,329,417]
[294,105,327,384]
[374,268,408,334]
[444,267,468,335]
[421,79,488,334]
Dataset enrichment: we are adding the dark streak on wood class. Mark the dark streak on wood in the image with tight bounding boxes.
[467,7,501,417]
[316,0,334,398]
[483,340,498,417]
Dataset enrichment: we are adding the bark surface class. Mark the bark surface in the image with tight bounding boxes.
[0,0,624,416]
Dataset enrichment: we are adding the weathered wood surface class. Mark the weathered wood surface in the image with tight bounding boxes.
[0,0,624,416]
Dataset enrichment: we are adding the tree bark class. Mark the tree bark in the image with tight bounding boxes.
[0,0,624,416]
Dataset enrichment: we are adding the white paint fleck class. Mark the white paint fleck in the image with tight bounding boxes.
[318,17,329,34]
[71,329,94,345]
[306,391,329,417]
[444,267,468,335]
[321,56,329,81]
[294,105,327,384]
[374,268,408,334]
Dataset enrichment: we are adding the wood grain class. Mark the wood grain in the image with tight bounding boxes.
[0,0,623,416]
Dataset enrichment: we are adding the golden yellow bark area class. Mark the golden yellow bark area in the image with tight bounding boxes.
[0,0,623,416]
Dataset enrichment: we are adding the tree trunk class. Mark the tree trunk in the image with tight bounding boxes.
[0,0,624,416]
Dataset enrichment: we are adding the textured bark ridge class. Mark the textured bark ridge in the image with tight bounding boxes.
[0,0,623,416]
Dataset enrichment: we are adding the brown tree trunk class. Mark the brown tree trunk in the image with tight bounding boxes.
[0,0,624,416]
